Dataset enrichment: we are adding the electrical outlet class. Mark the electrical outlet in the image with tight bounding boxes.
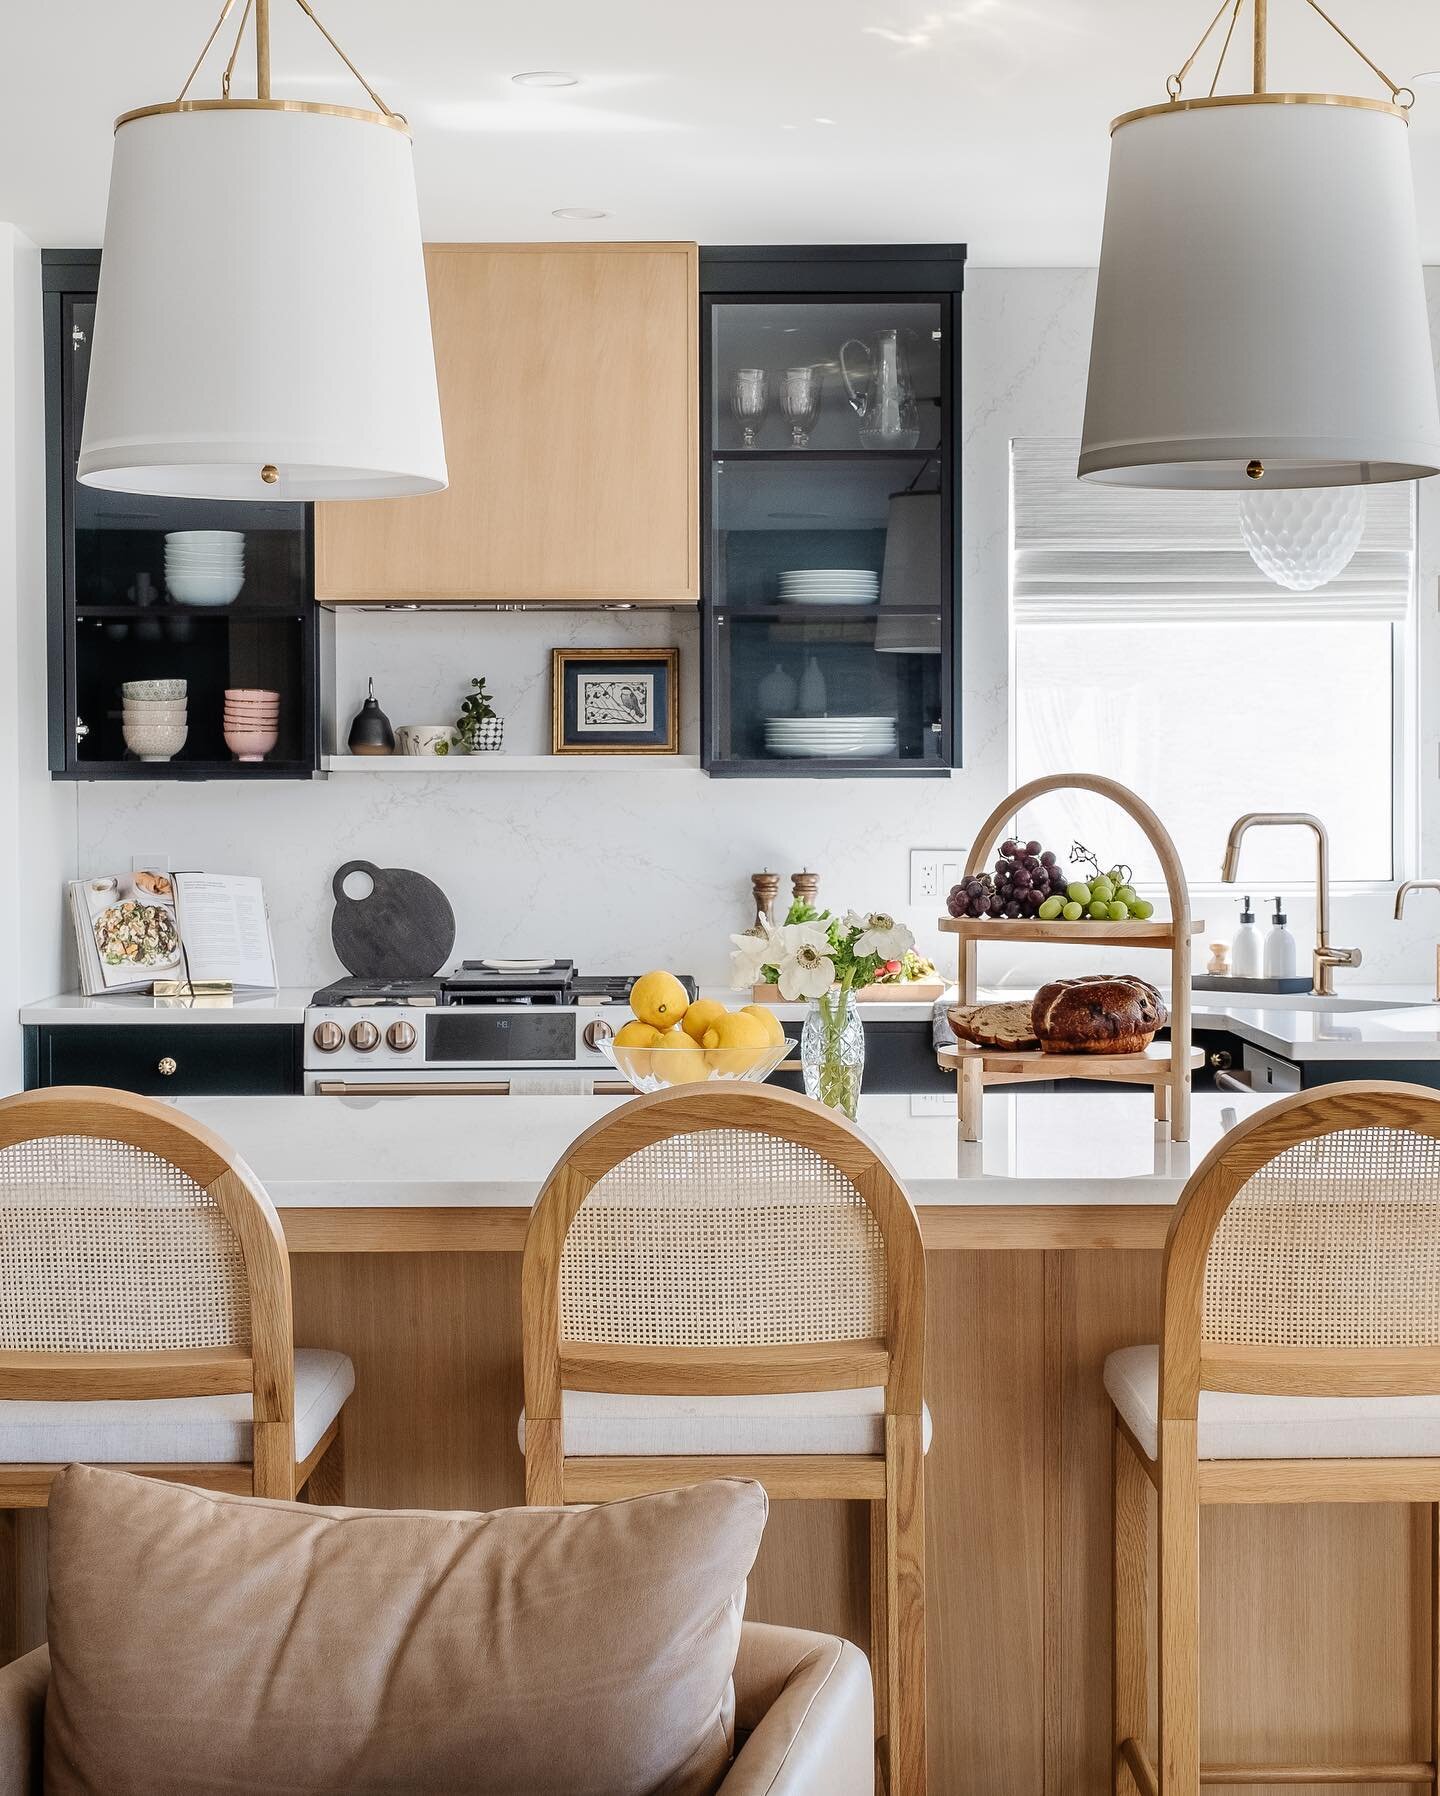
[910,847,969,907]
[911,1092,957,1117]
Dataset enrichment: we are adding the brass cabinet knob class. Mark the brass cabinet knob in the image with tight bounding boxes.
[349,1021,380,1052]
[157,1056,178,1077]
[312,1021,344,1053]
[386,1020,417,1052]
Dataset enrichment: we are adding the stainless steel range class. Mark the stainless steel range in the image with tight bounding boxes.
[303,961,699,1096]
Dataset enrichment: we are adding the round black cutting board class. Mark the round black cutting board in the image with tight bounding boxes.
[330,861,456,981]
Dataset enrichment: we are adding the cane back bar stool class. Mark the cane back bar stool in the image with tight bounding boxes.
[0,1087,352,1527]
[1106,1081,1440,1794]
[520,1083,929,1795]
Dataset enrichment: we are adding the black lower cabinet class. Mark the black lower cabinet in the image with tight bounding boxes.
[770,1020,952,1095]
[24,1024,302,1095]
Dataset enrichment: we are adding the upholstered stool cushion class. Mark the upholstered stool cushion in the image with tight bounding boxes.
[519,1390,933,1458]
[1106,1343,1440,1461]
[43,1464,768,1796]
[0,1347,353,1464]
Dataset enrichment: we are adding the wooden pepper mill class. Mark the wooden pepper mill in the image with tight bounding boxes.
[791,870,820,911]
[750,871,781,930]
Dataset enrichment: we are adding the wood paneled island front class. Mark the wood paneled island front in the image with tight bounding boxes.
[141,1092,1434,1793]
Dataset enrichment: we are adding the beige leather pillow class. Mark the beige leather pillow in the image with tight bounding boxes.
[44,1463,767,1796]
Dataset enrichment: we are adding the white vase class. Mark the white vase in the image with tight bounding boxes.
[798,656,827,715]
[757,663,798,713]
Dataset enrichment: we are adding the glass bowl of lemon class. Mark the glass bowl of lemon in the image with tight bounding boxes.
[601,973,794,1093]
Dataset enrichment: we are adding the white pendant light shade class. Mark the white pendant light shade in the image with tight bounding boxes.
[79,103,446,501]
[1238,485,1367,592]
[1080,97,1440,489]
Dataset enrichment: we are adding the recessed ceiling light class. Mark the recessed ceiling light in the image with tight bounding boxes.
[512,71,580,88]
[813,116,836,125]
[1413,71,1440,85]
[552,206,610,220]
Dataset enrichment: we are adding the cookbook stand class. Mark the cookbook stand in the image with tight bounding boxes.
[937,773,1202,1143]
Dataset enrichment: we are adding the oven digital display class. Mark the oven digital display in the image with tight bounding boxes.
[425,1012,577,1063]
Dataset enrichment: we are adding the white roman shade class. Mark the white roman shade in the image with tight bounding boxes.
[1013,441,1414,625]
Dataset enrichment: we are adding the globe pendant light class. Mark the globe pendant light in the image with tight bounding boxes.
[78,0,446,502]
[1238,485,1366,592]
[1080,0,1440,491]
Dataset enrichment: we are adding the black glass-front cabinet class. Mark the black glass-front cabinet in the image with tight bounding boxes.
[701,245,965,777]
[44,251,322,780]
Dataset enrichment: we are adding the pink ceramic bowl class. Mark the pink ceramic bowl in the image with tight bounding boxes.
[224,688,280,703]
[224,725,279,763]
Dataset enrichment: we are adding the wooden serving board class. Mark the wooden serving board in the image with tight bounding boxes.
[751,981,947,1004]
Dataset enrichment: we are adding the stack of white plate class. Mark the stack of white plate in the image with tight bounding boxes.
[765,716,898,758]
[165,530,245,607]
[776,568,880,606]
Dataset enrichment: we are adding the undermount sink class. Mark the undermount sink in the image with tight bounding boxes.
[1348,1006,1440,1034]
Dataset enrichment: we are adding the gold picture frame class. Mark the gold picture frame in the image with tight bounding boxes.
[551,648,680,755]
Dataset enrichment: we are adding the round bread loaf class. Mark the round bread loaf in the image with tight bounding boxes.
[1031,974,1168,1055]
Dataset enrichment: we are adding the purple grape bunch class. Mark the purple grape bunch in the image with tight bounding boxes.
[946,838,1060,921]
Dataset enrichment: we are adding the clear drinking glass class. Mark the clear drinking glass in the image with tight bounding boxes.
[778,365,824,447]
[730,367,770,448]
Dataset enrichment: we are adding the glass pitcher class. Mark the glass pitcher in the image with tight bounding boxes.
[839,329,919,449]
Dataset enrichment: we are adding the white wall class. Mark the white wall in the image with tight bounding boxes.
[1,225,77,1082]
[64,267,1440,993]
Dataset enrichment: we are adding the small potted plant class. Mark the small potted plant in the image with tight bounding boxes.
[452,676,503,753]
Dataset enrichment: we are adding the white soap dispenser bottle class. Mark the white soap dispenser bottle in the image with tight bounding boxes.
[1264,896,1297,980]
[1231,895,1264,979]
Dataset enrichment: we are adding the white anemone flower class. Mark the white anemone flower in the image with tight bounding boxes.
[773,919,833,957]
[845,910,915,960]
[776,943,837,1000]
[729,930,776,990]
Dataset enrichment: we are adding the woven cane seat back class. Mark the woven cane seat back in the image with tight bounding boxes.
[0,1134,250,1353]
[1203,1126,1440,1349]
[559,1127,888,1347]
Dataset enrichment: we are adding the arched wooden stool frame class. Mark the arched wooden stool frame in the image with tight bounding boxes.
[1113,1081,1440,1794]
[522,1082,927,1795]
[0,1087,345,1513]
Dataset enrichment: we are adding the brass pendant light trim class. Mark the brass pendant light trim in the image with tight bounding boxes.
[114,97,411,136]
[1113,90,1410,134]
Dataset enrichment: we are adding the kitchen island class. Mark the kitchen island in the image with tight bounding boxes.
[106,1086,1417,1795]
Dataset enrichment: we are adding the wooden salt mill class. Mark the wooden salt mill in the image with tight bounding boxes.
[750,871,780,929]
[791,869,820,911]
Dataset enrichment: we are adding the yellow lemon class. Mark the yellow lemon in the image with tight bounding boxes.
[629,970,690,1030]
[702,1010,772,1076]
[681,997,729,1044]
[740,1003,786,1048]
[651,1031,710,1086]
[612,1019,663,1078]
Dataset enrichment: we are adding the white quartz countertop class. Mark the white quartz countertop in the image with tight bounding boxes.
[170,1088,1274,1210]
[20,990,313,1025]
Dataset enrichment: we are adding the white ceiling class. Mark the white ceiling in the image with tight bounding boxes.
[5,0,1440,262]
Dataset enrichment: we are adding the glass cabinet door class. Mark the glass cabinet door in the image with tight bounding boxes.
[702,285,957,775]
[54,283,317,779]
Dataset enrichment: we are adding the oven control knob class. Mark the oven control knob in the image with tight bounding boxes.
[386,1020,417,1052]
[582,1019,614,1051]
[349,1021,381,1052]
[312,1021,344,1053]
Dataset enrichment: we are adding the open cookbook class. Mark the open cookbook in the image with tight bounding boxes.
[69,870,278,994]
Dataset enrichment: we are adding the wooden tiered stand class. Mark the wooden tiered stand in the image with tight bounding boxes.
[938,773,1203,1143]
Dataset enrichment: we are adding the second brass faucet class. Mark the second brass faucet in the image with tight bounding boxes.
[1220,813,1361,997]
[1395,881,1440,1001]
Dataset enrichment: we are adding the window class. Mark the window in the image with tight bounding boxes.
[1010,442,1414,887]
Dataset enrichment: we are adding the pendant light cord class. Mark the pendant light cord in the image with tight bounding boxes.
[173,0,400,119]
[1166,0,1413,108]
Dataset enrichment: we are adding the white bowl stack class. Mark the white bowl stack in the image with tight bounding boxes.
[777,568,880,607]
[764,715,898,759]
[165,531,245,607]
[122,679,187,762]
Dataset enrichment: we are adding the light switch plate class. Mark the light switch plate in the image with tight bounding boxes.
[909,847,969,906]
